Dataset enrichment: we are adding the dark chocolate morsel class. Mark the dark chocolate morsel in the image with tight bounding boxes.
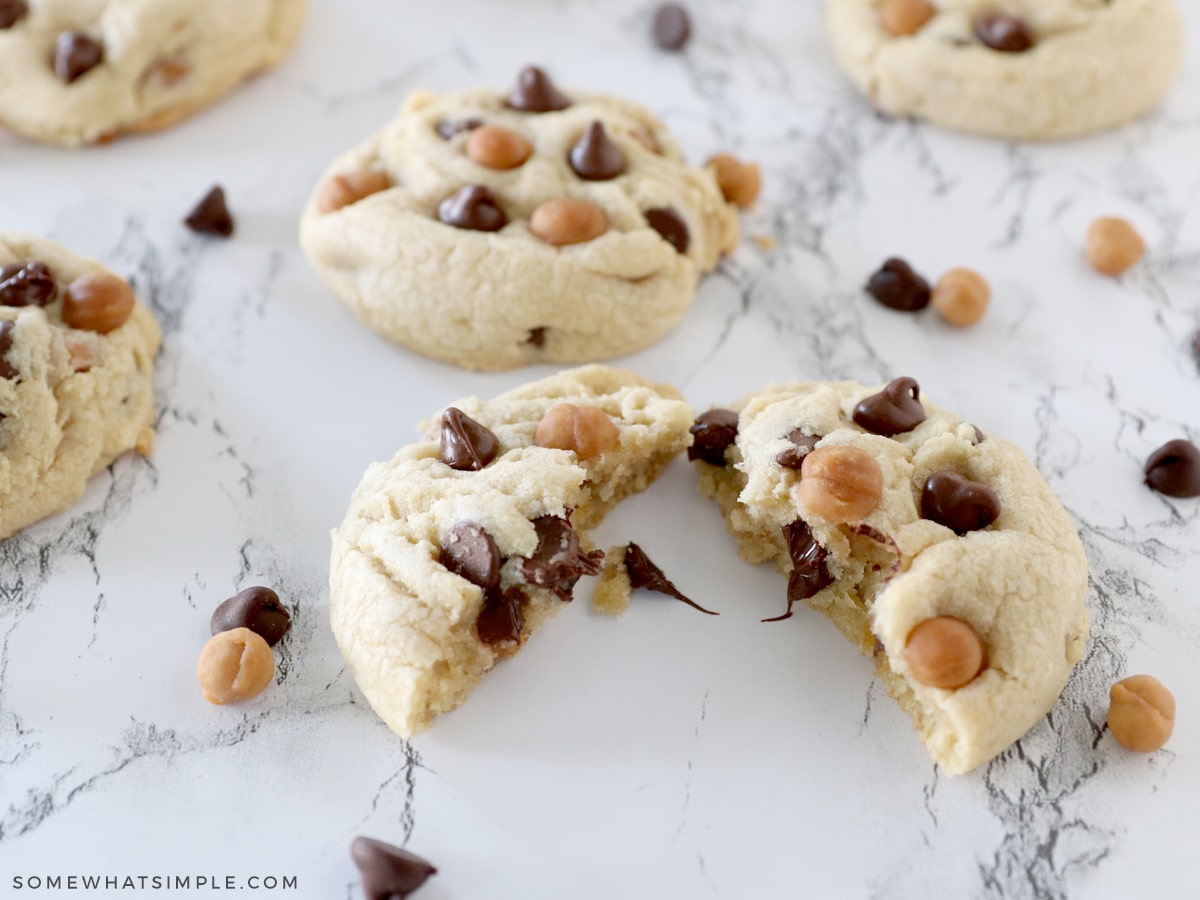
[775,429,819,470]
[507,65,570,113]
[438,522,501,592]
[526,326,547,348]
[438,407,500,471]
[55,31,104,83]
[644,207,690,254]
[350,836,437,900]
[764,519,833,622]
[520,515,603,602]
[865,258,931,312]
[971,425,986,445]
[0,261,56,308]
[974,13,1035,53]
[1144,439,1200,499]
[435,117,483,140]
[653,4,692,50]
[437,185,507,232]
[853,376,927,437]
[0,0,28,29]
[0,319,17,380]
[687,408,739,466]
[920,471,1001,534]
[210,586,291,647]
[184,186,234,238]
[569,121,627,181]
[624,542,718,615]
[476,586,527,645]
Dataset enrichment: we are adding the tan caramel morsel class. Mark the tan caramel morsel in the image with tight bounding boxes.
[197,627,275,705]
[466,125,534,170]
[529,198,609,246]
[1087,217,1146,276]
[880,0,937,37]
[795,445,883,523]
[630,127,661,153]
[933,268,992,327]
[1109,674,1175,752]
[315,169,390,215]
[62,273,136,334]
[903,616,986,690]
[706,153,762,209]
[62,331,99,372]
[534,403,620,459]
[139,55,191,89]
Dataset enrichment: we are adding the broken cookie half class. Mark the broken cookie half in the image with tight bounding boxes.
[330,364,694,738]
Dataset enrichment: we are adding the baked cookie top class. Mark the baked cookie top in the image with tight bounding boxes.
[299,67,741,371]
[0,0,306,146]
[0,232,160,540]
[330,365,695,738]
[826,0,1184,139]
[693,377,1090,774]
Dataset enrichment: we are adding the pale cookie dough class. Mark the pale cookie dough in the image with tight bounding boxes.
[0,233,160,540]
[299,67,740,371]
[0,0,306,146]
[826,0,1184,139]
[329,365,695,738]
[693,378,1089,774]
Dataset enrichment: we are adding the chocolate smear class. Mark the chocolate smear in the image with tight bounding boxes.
[764,520,833,622]
[520,515,603,602]
[476,586,527,645]
[624,543,717,615]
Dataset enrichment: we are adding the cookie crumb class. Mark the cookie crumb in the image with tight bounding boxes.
[135,427,155,457]
[594,546,633,615]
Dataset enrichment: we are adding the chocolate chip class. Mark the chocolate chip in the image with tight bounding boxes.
[974,13,1035,53]
[687,408,739,466]
[624,543,718,615]
[476,586,527,644]
[569,121,627,181]
[920,471,1001,534]
[764,520,833,622]
[210,586,291,647]
[1144,439,1200,499]
[507,65,570,113]
[438,522,501,593]
[520,515,603,602]
[0,0,28,29]
[437,185,507,232]
[55,31,104,84]
[644,207,690,254]
[866,258,931,312]
[971,425,986,445]
[653,4,692,50]
[0,261,55,308]
[438,407,500,471]
[853,377,927,437]
[184,186,234,238]
[775,429,819,470]
[526,326,547,348]
[0,320,17,380]
[435,117,483,140]
[350,836,437,900]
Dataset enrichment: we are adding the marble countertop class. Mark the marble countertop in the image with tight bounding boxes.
[2,1,1198,897]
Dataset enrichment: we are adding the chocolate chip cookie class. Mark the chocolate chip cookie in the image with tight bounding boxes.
[299,66,741,371]
[329,365,695,738]
[692,377,1089,774]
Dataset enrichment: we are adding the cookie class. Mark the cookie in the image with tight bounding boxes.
[299,66,740,371]
[0,0,306,146]
[826,0,1184,139]
[329,365,695,737]
[693,377,1089,774]
[0,232,160,540]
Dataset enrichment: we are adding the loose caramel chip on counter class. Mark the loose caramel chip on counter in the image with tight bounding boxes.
[1108,675,1175,753]
[62,272,136,334]
[933,268,991,327]
[197,627,275,705]
[1087,216,1146,276]
[707,153,761,208]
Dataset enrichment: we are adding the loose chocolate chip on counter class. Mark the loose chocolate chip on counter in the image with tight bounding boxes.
[653,4,692,50]
[974,13,1035,53]
[439,522,501,592]
[0,0,28,29]
[644,207,690,254]
[624,543,718,615]
[853,376,927,437]
[0,320,17,380]
[1144,439,1200,499]
[507,65,570,113]
[55,31,104,83]
[0,261,56,307]
[351,836,437,900]
[920,471,1001,534]
[527,326,547,348]
[569,121,627,181]
[687,408,739,466]
[520,515,604,602]
[210,586,291,646]
[438,407,500,471]
[764,519,833,622]
[437,185,507,232]
[184,185,234,237]
[866,258,931,312]
[775,429,820,470]
[476,586,527,645]
[435,117,483,140]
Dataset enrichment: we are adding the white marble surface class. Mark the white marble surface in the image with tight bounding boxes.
[2,1,1199,897]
